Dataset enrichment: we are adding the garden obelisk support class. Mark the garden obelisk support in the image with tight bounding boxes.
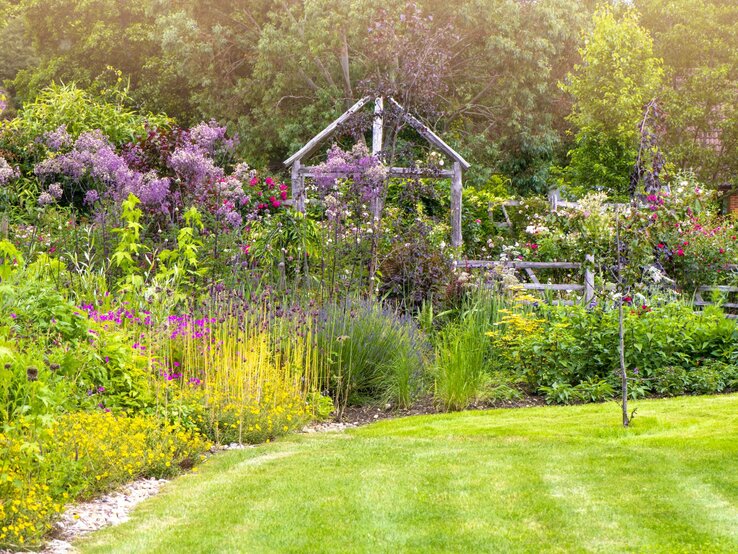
[291,159,305,213]
[616,210,630,428]
[451,161,463,248]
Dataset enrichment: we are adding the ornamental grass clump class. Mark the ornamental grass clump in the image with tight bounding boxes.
[435,290,506,411]
[316,300,427,415]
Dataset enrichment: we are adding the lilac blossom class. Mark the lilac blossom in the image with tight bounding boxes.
[84,189,100,205]
[134,173,171,213]
[313,143,387,204]
[189,120,239,156]
[233,162,255,183]
[168,143,224,188]
[43,125,73,151]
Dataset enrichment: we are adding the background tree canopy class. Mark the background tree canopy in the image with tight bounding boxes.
[1,0,737,195]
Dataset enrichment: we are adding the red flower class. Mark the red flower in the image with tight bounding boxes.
[676,248,685,256]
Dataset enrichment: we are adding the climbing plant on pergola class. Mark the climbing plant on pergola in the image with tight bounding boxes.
[283,96,471,247]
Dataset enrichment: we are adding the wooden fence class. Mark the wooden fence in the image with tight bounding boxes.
[457,256,595,305]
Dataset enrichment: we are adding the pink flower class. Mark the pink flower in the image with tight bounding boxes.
[676,248,685,256]
[250,176,259,186]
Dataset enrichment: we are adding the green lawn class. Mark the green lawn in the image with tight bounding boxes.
[79,395,738,553]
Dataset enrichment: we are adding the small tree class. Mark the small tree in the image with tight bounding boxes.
[563,7,663,197]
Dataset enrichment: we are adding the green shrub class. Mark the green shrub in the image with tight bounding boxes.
[2,82,170,148]
[650,366,689,397]
[574,377,615,403]
[492,301,738,396]
[687,361,727,395]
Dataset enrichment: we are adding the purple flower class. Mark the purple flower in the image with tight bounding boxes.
[38,192,55,206]
[84,189,100,205]
[48,183,64,200]
[0,157,19,186]
[189,120,238,156]
[43,125,73,151]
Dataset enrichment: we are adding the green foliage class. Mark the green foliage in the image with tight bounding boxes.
[112,194,147,291]
[156,206,206,299]
[250,210,321,286]
[492,300,738,402]
[3,82,170,147]
[0,239,23,281]
[637,0,738,184]
[562,8,664,196]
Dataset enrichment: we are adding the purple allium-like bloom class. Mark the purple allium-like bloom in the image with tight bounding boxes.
[48,183,64,200]
[84,189,100,205]
[38,192,55,206]
[0,157,19,186]
[44,125,73,151]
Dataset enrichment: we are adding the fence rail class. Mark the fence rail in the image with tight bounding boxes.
[695,285,738,318]
[456,256,595,304]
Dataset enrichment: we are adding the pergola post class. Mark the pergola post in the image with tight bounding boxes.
[291,159,305,213]
[371,97,384,222]
[372,97,383,156]
[451,161,463,248]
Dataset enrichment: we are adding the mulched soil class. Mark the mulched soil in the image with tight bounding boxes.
[337,395,547,426]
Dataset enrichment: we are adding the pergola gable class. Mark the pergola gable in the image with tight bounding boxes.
[284,96,469,247]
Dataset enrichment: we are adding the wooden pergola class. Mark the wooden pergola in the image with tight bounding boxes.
[283,96,471,247]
